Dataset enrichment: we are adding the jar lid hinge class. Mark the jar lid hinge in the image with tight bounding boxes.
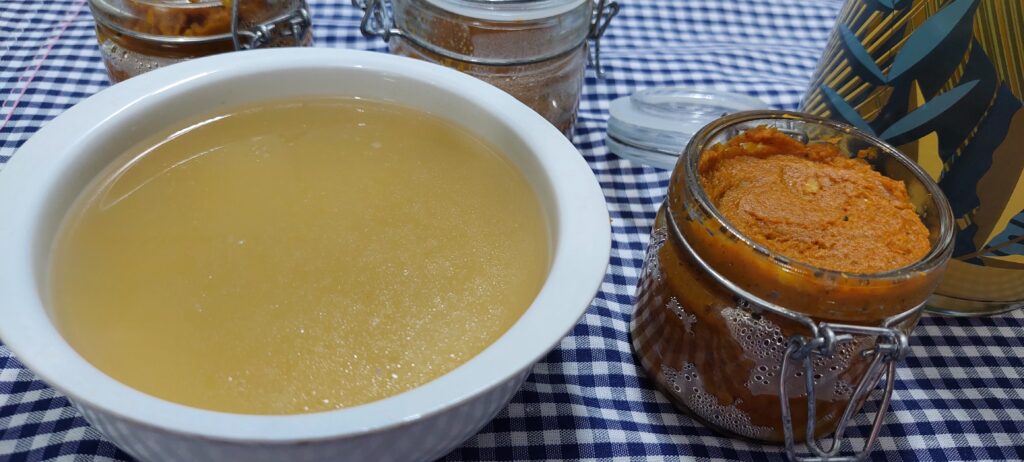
[588,0,618,77]
[232,0,312,50]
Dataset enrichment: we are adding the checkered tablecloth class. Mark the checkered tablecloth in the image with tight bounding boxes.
[2,0,1023,461]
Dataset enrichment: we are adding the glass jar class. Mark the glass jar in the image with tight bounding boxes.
[631,111,954,461]
[89,0,313,82]
[354,0,618,136]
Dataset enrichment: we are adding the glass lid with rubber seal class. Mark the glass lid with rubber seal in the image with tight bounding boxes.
[606,87,769,170]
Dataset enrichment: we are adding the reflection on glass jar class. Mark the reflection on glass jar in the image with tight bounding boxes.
[631,111,954,460]
[89,0,313,82]
[355,0,618,136]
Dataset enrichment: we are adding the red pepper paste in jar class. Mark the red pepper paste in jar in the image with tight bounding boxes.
[632,118,952,446]
[700,126,931,274]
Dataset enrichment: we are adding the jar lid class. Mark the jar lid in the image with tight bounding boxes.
[606,87,770,170]
[424,0,586,21]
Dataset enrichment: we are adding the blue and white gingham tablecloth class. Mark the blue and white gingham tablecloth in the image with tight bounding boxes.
[2,1,1023,460]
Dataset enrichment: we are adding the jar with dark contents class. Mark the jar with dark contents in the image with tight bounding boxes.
[89,0,313,82]
[355,0,618,136]
[631,111,954,460]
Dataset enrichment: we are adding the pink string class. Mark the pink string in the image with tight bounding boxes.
[0,0,89,135]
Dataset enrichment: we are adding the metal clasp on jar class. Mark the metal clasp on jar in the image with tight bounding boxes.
[352,0,618,76]
[779,318,912,462]
[587,0,619,77]
[668,210,913,462]
[231,1,312,50]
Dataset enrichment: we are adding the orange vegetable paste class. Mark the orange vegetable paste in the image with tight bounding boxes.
[698,126,931,274]
[631,125,944,445]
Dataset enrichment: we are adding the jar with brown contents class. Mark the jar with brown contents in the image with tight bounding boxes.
[89,0,312,82]
[355,0,618,136]
[631,112,954,460]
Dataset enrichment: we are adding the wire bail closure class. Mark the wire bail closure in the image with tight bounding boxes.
[352,0,398,41]
[588,0,618,77]
[666,208,915,462]
[779,322,910,462]
[231,0,312,50]
[352,0,617,76]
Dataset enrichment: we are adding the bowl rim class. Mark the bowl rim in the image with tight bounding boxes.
[0,48,611,443]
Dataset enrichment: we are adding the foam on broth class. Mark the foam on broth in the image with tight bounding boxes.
[48,97,550,415]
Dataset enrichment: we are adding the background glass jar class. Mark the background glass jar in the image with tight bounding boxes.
[631,112,954,461]
[354,0,618,136]
[89,0,312,82]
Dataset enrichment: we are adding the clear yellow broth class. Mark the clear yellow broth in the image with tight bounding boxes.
[48,97,550,414]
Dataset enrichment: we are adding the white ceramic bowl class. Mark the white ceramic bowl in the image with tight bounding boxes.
[0,48,610,461]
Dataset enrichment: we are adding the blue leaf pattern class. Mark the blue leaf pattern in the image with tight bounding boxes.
[820,85,876,135]
[838,25,887,85]
[863,0,895,12]
[935,41,1000,163]
[879,80,978,145]
[887,0,979,93]
[938,85,1023,257]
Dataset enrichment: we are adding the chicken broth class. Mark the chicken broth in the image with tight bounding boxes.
[48,97,550,414]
